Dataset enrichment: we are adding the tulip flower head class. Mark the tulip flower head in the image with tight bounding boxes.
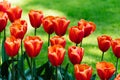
[0,1,11,12]
[69,26,84,44]
[7,6,22,22]
[10,19,27,39]
[50,35,66,48]
[114,74,120,80]
[4,36,21,57]
[24,36,43,58]
[29,10,43,28]
[78,19,96,37]
[97,35,112,52]
[74,64,93,80]
[68,46,84,65]
[48,45,66,66]
[0,11,8,32]
[96,61,115,80]
[53,17,70,36]
[111,38,120,58]
[42,16,55,34]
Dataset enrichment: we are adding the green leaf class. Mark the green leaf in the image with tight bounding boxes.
[110,73,118,80]
[0,59,17,79]
[57,68,62,80]
[91,74,96,80]
[2,39,9,63]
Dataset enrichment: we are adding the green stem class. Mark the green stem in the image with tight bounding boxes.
[80,40,82,47]
[21,40,24,72]
[34,28,37,36]
[76,44,78,46]
[4,28,6,41]
[115,58,119,76]
[31,58,34,80]
[101,52,104,61]
[48,34,50,47]
[56,66,58,80]
[0,32,1,44]
[12,57,15,80]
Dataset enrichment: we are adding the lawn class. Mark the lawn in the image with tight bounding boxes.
[1,0,120,80]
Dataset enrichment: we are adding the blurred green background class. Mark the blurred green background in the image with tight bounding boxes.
[1,0,120,80]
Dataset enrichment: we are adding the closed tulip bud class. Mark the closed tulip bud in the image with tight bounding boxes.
[97,35,112,52]
[68,46,84,65]
[0,11,8,32]
[29,10,43,28]
[111,38,120,58]
[0,1,11,12]
[7,6,22,22]
[42,16,55,34]
[24,36,43,58]
[78,19,96,37]
[50,35,66,48]
[53,17,70,36]
[96,61,115,80]
[74,64,93,80]
[10,19,27,39]
[4,36,21,57]
[48,45,66,66]
[69,26,84,44]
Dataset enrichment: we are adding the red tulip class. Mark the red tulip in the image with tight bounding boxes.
[53,17,70,36]
[7,6,22,22]
[69,26,84,44]
[50,35,66,48]
[0,1,11,12]
[29,10,43,28]
[68,46,84,65]
[74,64,93,80]
[48,45,66,66]
[4,36,21,57]
[10,19,27,39]
[24,36,43,58]
[114,74,120,80]
[0,11,8,32]
[97,35,112,52]
[96,61,115,80]
[111,38,120,58]
[78,19,96,37]
[42,16,55,34]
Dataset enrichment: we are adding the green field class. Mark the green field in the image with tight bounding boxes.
[1,0,120,80]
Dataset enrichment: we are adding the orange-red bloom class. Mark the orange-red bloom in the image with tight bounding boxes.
[4,36,21,57]
[69,26,84,44]
[10,19,27,39]
[24,36,43,58]
[68,46,84,65]
[42,16,55,34]
[96,61,115,80]
[0,1,11,12]
[29,10,43,28]
[53,17,70,36]
[0,11,8,32]
[78,19,96,37]
[111,38,120,58]
[7,6,22,22]
[74,64,93,80]
[114,74,120,80]
[48,45,66,66]
[97,35,112,52]
[50,36,66,48]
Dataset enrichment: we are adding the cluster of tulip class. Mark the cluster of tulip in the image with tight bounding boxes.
[0,1,120,80]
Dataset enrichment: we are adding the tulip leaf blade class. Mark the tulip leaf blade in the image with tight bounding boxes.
[110,73,118,80]
[91,74,96,80]
[1,39,9,63]
[57,68,62,80]
[0,59,17,79]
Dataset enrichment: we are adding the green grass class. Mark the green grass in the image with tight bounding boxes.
[1,0,120,79]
